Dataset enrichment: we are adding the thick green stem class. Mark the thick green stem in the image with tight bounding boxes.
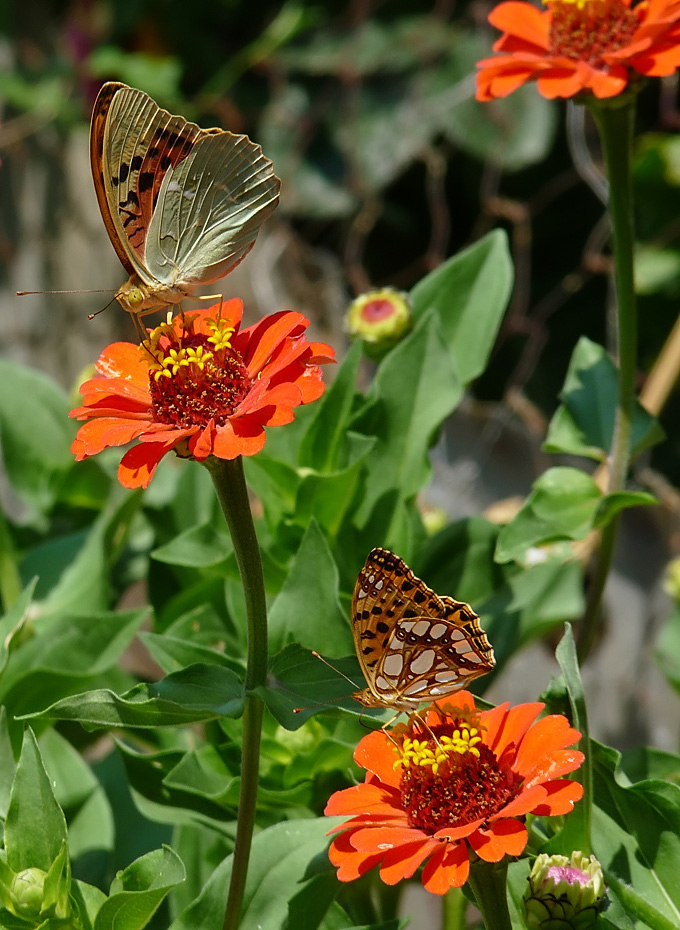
[578,99,638,663]
[466,858,513,930]
[205,456,268,930]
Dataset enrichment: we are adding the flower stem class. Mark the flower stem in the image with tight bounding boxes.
[205,456,268,930]
[577,98,638,663]
[442,886,467,930]
[466,859,512,930]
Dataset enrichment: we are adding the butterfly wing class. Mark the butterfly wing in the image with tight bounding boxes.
[351,548,495,709]
[146,130,280,287]
[90,82,280,293]
[90,82,205,285]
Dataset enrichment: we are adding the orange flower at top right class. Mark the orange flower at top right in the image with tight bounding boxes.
[476,0,680,100]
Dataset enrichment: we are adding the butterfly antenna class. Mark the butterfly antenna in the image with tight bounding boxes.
[292,651,362,715]
[17,289,115,296]
[88,295,120,320]
[311,651,361,689]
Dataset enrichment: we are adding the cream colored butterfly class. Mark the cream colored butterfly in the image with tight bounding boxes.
[90,82,280,333]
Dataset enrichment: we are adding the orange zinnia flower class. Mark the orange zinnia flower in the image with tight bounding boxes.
[70,301,335,488]
[476,0,680,101]
[325,694,584,894]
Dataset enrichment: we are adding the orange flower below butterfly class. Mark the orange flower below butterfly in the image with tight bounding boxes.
[325,694,584,894]
[70,301,335,488]
[476,0,680,101]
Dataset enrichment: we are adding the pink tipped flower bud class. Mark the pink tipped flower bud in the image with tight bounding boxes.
[524,851,606,930]
[345,288,412,359]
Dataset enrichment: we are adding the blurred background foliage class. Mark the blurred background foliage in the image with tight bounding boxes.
[3,0,680,484]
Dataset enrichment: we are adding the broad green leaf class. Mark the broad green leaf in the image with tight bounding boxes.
[0,580,37,677]
[594,490,658,528]
[138,631,243,677]
[351,311,463,543]
[25,492,143,618]
[72,880,108,930]
[268,521,350,656]
[22,664,244,728]
[118,743,238,831]
[293,433,376,538]
[591,740,680,928]
[410,230,512,385]
[95,846,185,930]
[544,337,664,461]
[0,361,73,516]
[261,644,373,731]
[299,340,363,472]
[169,818,340,930]
[495,467,602,563]
[508,559,585,644]
[419,517,503,605]
[553,625,592,856]
[39,729,114,861]
[0,608,147,717]
[5,729,68,872]
[243,454,301,536]
[0,708,15,819]
[151,522,234,568]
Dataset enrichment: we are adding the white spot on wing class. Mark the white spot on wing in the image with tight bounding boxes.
[410,649,435,674]
[383,653,404,676]
[430,623,447,639]
[412,620,430,636]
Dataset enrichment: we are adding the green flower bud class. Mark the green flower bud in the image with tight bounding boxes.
[9,867,46,919]
[524,851,606,930]
[345,288,412,359]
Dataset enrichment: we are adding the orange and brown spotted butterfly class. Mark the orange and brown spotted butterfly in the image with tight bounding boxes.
[352,548,495,711]
[90,82,281,334]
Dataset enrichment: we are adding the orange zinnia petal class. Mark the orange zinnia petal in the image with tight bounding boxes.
[379,839,442,885]
[492,784,547,819]
[488,1,550,50]
[209,419,266,460]
[329,831,384,881]
[422,842,470,893]
[514,715,582,777]
[354,730,402,788]
[468,819,528,862]
[532,779,584,816]
[433,818,485,842]
[95,341,149,384]
[535,65,588,98]
[350,826,428,853]
[118,442,170,489]
[482,701,543,758]
[72,417,150,457]
[523,748,585,787]
[242,312,308,377]
[324,782,402,817]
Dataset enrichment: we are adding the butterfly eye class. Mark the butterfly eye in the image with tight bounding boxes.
[126,288,145,308]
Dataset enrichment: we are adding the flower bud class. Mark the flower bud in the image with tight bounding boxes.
[9,867,46,919]
[345,288,412,359]
[524,851,606,930]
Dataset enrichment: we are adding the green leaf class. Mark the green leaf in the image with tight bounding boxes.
[151,522,233,568]
[419,517,503,605]
[138,631,242,677]
[544,337,664,461]
[351,311,463,543]
[169,819,339,930]
[299,340,363,472]
[0,580,37,678]
[0,707,16,819]
[508,559,585,645]
[0,609,147,717]
[22,664,244,728]
[261,644,370,731]
[294,433,377,538]
[5,729,68,872]
[655,604,680,695]
[95,846,185,930]
[0,361,73,516]
[594,490,658,528]
[591,740,680,928]
[495,467,602,563]
[553,625,592,856]
[410,230,512,385]
[268,521,350,657]
[38,729,114,861]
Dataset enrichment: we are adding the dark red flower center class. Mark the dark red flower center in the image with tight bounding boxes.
[548,0,640,69]
[396,720,522,834]
[146,318,252,428]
